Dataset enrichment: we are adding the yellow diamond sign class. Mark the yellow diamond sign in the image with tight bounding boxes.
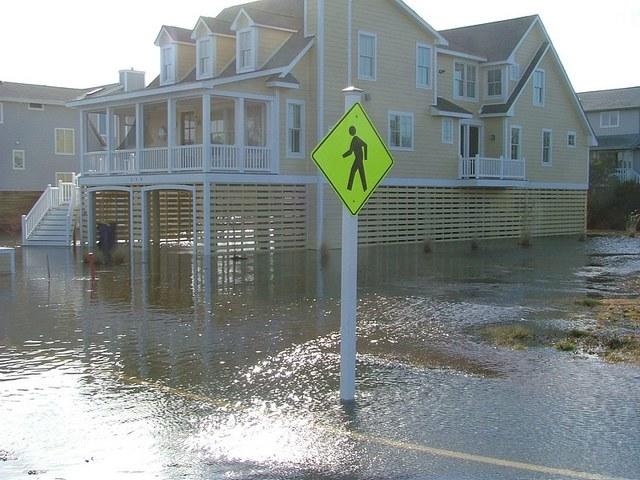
[312,102,394,216]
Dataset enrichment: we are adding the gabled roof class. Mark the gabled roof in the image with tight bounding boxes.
[155,25,196,46]
[439,15,538,62]
[435,97,473,116]
[0,80,100,105]
[218,0,304,31]
[481,42,549,115]
[578,86,640,112]
[196,17,234,37]
[591,134,640,151]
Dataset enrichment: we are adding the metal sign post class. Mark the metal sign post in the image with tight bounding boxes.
[312,87,394,402]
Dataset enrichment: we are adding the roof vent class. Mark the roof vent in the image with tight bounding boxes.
[119,69,146,92]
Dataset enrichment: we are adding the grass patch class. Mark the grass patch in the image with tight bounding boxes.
[481,324,536,349]
[575,298,601,308]
[556,340,577,352]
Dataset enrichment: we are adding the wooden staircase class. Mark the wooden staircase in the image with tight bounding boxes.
[22,178,78,247]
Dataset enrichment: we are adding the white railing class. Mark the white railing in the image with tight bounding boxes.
[140,147,169,172]
[615,168,640,184]
[245,146,271,172]
[22,185,59,243]
[172,145,203,171]
[211,145,240,171]
[85,151,109,174]
[112,149,137,173]
[64,175,79,245]
[459,156,526,180]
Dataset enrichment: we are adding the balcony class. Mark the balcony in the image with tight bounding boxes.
[459,156,526,181]
[84,145,273,175]
[81,95,275,177]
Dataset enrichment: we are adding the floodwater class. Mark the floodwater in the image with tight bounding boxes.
[1,237,639,480]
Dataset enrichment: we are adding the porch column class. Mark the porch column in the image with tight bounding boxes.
[167,98,176,173]
[141,190,148,251]
[79,111,86,175]
[272,91,280,174]
[106,107,113,174]
[235,97,245,172]
[203,94,212,172]
[87,191,96,250]
[135,103,143,173]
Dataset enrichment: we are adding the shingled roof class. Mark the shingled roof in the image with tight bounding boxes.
[578,86,640,112]
[0,81,99,105]
[217,0,304,31]
[439,15,538,62]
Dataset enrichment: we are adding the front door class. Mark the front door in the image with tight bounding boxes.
[460,124,480,158]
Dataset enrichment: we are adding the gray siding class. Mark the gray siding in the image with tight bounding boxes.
[0,101,80,191]
[586,108,640,137]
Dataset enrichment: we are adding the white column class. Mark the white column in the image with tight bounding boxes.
[236,97,245,172]
[79,111,86,174]
[340,86,364,403]
[203,181,212,255]
[167,98,176,172]
[272,91,280,174]
[203,94,212,172]
[135,103,143,173]
[105,107,113,174]
[141,190,148,251]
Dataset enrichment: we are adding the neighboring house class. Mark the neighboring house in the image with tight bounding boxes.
[578,86,640,184]
[0,81,98,233]
[60,0,595,253]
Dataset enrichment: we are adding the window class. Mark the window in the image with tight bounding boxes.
[12,150,25,170]
[245,101,266,147]
[55,128,75,155]
[237,28,256,72]
[358,32,376,81]
[388,112,414,150]
[0,102,3,123]
[533,70,545,106]
[509,64,520,81]
[286,100,305,158]
[161,46,175,84]
[28,103,44,111]
[441,118,453,144]
[510,126,522,160]
[567,131,577,148]
[487,68,502,97]
[416,43,431,89]
[197,37,214,78]
[600,111,620,128]
[181,112,196,145]
[542,129,552,165]
[454,62,477,99]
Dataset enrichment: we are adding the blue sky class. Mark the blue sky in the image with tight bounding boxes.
[0,0,637,92]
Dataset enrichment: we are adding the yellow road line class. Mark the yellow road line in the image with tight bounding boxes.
[121,375,633,480]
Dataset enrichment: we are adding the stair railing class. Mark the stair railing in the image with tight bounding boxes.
[65,174,79,245]
[22,184,60,243]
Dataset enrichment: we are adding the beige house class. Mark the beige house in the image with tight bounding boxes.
[55,0,595,252]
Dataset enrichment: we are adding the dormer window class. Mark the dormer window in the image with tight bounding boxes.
[197,37,214,79]
[237,28,256,73]
[161,46,176,85]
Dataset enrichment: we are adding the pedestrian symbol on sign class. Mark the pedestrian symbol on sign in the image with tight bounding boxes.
[343,126,368,191]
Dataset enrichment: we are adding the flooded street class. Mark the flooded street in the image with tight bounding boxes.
[1,237,639,479]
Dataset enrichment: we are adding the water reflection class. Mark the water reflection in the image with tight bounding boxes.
[1,237,639,479]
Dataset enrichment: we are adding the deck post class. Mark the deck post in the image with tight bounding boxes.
[236,98,245,172]
[167,98,176,172]
[203,181,212,255]
[87,191,96,250]
[135,103,143,173]
[203,94,212,172]
[79,111,86,175]
[106,107,113,174]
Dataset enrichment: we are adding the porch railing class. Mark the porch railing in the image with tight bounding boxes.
[459,156,526,180]
[245,146,271,172]
[113,149,137,173]
[140,147,169,172]
[615,168,640,184]
[172,145,203,171]
[211,145,239,171]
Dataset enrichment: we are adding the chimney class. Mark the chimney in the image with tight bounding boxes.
[119,68,146,92]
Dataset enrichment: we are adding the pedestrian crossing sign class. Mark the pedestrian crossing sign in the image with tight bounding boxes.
[312,102,394,216]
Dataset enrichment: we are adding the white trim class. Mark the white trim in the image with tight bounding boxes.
[436,48,486,62]
[316,0,325,249]
[0,97,67,106]
[599,110,620,128]
[380,177,588,190]
[253,23,298,34]
[27,102,44,111]
[392,0,448,45]
[286,99,305,159]
[567,131,577,148]
[357,31,377,81]
[510,125,522,160]
[230,8,255,31]
[160,44,176,86]
[266,80,299,89]
[542,128,552,166]
[0,102,3,123]
[532,68,545,106]
[507,16,540,64]
[388,111,414,151]
[236,27,257,73]
[416,42,432,90]
[54,128,76,156]
[12,149,25,170]
[441,118,454,144]
[303,0,308,37]
[430,106,473,119]
[347,0,352,85]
